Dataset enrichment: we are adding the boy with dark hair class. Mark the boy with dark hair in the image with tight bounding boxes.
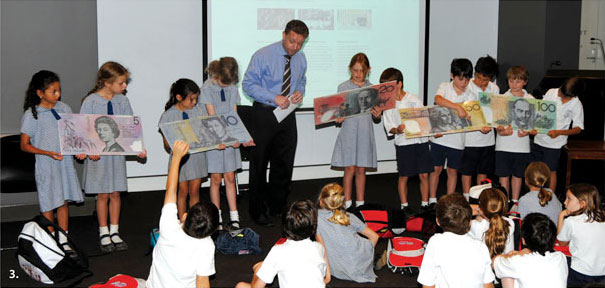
[461,55,500,200]
[381,67,432,213]
[429,59,473,201]
[147,141,219,288]
[418,194,495,288]
[494,213,568,288]
[236,200,330,288]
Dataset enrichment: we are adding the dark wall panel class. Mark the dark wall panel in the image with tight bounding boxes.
[1,0,98,134]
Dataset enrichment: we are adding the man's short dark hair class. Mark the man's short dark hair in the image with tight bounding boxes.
[475,55,499,79]
[436,194,472,235]
[521,213,556,256]
[285,20,309,38]
[183,200,219,239]
[283,200,317,241]
[451,58,473,79]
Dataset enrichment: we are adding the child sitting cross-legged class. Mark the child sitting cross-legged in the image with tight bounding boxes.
[417,194,495,288]
[236,200,331,288]
[146,141,219,288]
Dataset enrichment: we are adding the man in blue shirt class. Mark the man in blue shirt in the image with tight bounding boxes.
[242,20,308,226]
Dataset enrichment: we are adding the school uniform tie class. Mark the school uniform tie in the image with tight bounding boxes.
[182,111,189,120]
[281,55,291,96]
[220,89,226,102]
[107,101,114,115]
[50,108,61,120]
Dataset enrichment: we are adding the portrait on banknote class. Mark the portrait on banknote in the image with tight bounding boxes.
[428,106,468,133]
[160,110,252,153]
[313,81,397,125]
[509,98,534,130]
[58,114,145,155]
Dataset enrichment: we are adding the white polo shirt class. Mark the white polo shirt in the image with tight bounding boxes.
[383,92,428,146]
[494,251,568,288]
[495,89,535,153]
[557,213,605,276]
[467,216,516,254]
[418,232,495,288]
[464,80,499,147]
[256,238,327,288]
[534,88,584,149]
[430,82,472,150]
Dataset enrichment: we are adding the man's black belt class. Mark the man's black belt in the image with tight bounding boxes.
[253,101,276,109]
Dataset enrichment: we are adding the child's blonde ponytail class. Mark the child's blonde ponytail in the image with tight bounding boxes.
[317,183,350,226]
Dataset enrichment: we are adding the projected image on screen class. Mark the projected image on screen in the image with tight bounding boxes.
[209,0,422,108]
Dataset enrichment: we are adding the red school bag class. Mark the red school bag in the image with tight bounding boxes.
[351,204,407,238]
[386,236,426,275]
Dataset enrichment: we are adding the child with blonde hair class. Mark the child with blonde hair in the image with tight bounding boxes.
[518,161,562,225]
[557,183,605,286]
[316,183,379,283]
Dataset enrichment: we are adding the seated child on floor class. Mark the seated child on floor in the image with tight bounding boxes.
[467,187,515,256]
[236,200,330,288]
[417,194,495,288]
[316,183,379,283]
[494,213,568,288]
[147,141,219,288]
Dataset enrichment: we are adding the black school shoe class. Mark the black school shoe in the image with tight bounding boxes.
[110,233,128,251]
[99,234,115,253]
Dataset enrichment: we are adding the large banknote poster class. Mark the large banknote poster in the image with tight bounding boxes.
[159,110,252,153]
[479,93,556,134]
[313,81,397,125]
[58,114,145,155]
[400,101,487,138]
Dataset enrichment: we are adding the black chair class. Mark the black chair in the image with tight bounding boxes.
[1,134,36,193]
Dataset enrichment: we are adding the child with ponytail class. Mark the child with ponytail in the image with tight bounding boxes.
[316,183,379,283]
[159,78,208,220]
[557,183,605,286]
[518,161,562,225]
[81,61,146,253]
[200,57,254,230]
[467,187,515,257]
[20,70,84,254]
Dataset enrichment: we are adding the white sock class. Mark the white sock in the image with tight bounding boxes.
[229,210,239,222]
[463,193,470,201]
[218,210,223,223]
[109,224,123,243]
[345,200,352,209]
[401,203,409,209]
[421,201,429,207]
[356,201,364,207]
[99,226,111,245]
[429,198,437,204]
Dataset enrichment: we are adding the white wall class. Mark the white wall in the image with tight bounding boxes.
[427,0,499,105]
[97,0,499,192]
[579,0,605,70]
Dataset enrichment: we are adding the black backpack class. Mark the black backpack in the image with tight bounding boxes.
[17,215,91,285]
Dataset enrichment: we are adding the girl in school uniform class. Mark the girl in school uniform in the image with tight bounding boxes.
[518,161,562,226]
[200,57,254,229]
[20,70,84,252]
[557,183,605,286]
[159,78,207,220]
[81,61,146,253]
[331,53,382,209]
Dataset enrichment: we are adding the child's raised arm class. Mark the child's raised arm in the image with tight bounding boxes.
[164,140,189,205]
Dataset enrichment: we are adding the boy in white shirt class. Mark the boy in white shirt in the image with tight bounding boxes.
[147,141,219,288]
[494,213,568,288]
[381,68,433,213]
[495,66,536,202]
[461,55,500,200]
[531,77,584,193]
[429,59,473,203]
[236,200,331,288]
[417,193,495,288]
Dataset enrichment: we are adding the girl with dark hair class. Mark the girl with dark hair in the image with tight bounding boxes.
[20,70,83,254]
[158,78,207,220]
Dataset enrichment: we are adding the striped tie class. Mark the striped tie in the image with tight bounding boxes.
[281,55,291,96]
